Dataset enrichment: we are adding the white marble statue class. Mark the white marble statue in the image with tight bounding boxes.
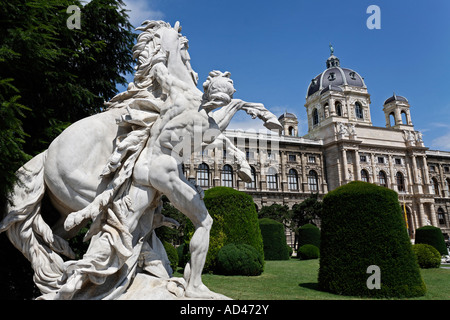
[0,20,281,300]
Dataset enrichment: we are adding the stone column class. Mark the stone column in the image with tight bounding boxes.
[411,155,418,184]
[341,148,348,182]
[354,150,361,181]
[394,108,402,124]
[280,151,288,192]
[329,98,336,116]
[371,153,377,184]
[439,163,445,197]
[422,156,431,194]
[418,202,427,227]
[301,153,309,191]
[429,203,438,227]
[388,155,396,191]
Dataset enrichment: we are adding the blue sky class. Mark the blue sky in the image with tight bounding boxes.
[116,0,450,151]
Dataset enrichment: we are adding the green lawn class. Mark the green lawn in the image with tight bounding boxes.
[184,259,450,300]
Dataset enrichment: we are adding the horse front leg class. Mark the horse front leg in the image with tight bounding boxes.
[147,153,221,299]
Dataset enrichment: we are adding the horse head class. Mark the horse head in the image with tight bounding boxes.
[133,20,198,91]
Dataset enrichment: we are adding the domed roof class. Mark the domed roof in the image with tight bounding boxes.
[278,112,297,120]
[384,93,408,105]
[307,54,366,98]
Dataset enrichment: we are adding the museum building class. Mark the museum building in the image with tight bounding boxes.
[182,52,450,241]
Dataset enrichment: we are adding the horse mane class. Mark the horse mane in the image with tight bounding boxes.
[132,20,174,89]
[104,20,183,110]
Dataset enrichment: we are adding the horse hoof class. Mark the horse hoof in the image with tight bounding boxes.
[64,215,75,231]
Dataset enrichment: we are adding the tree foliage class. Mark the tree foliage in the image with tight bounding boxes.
[258,203,291,228]
[0,0,136,156]
[291,193,323,228]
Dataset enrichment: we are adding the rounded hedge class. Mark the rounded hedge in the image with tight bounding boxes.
[216,243,264,276]
[415,225,448,256]
[318,181,426,298]
[297,223,321,251]
[298,244,320,260]
[185,187,264,273]
[162,241,179,273]
[412,243,441,268]
[259,218,290,260]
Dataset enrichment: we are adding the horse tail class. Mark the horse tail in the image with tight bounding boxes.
[0,151,75,294]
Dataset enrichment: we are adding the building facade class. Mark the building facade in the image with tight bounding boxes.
[185,52,450,241]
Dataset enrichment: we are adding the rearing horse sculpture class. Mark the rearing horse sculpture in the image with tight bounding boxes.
[0,20,281,299]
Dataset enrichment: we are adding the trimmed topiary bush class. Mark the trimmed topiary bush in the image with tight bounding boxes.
[319,181,426,298]
[412,243,441,268]
[216,243,264,276]
[415,225,448,256]
[162,241,179,273]
[259,218,290,260]
[298,244,320,260]
[185,187,264,273]
[297,223,321,252]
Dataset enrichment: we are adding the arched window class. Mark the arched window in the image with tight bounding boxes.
[438,208,446,225]
[379,170,387,187]
[401,111,408,125]
[267,167,278,190]
[355,102,364,119]
[312,108,319,126]
[308,170,319,192]
[288,126,295,136]
[361,169,369,182]
[396,172,405,192]
[335,101,342,116]
[221,164,233,187]
[245,166,257,189]
[389,112,395,126]
[197,163,210,187]
[288,169,299,191]
[432,177,440,196]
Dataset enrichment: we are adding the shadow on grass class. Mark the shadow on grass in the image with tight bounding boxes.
[298,282,321,291]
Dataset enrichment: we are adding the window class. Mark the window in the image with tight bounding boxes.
[288,169,299,191]
[221,165,233,187]
[336,101,342,116]
[395,158,402,165]
[288,126,295,136]
[401,111,408,124]
[245,166,257,189]
[361,169,369,182]
[379,171,387,187]
[246,151,255,160]
[355,102,363,119]
[445,166,450,173]
[308,170,319,192]
[360,155,367,162]
[445,178,450,197]
[288,154,296,162]
[267,152,275,161]
[308,155,316,163]
[429,165,436,172]
[432,178,440,196]
[438,208,446,225]
[197,163,210,187]
[389,113,395,126]
[267,167,278,190]
[378,157,385,164]
[396,172,405,192]
[313,108,319,126]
